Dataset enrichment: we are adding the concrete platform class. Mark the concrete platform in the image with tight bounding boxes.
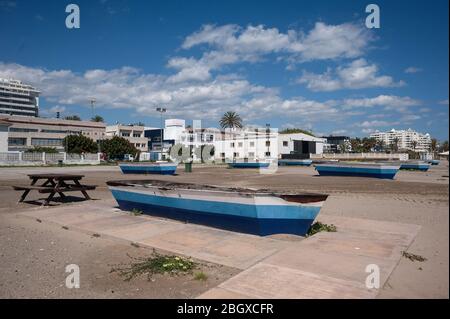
[19,200,421,298]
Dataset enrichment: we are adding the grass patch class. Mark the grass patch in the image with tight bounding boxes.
[402,251,427,262]
[131,208,143,216]
[306,222,337,237]
[111,253,196,281]
[194,271,208,281]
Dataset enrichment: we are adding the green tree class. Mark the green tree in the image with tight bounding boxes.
[350,138,362,153]
[375,139,385,152]
[63,135,98,154]
[219,111,243,129]
[431,138,438,153]
[64,115,81,121]
[91,115,104,122]
[361,137,377,152]
[279,128,315,137]
[99,136,138,160]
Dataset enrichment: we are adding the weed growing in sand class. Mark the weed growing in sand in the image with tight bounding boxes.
[306,222,337,237]
[402,251,427,262]
[194,271,208,281]
[111,253,196,281]
[131,208,143,216]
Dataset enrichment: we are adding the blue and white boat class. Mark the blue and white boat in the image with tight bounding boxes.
[427,159,440,165]
[399,161,430,171]
[315,162,400,179]
[228,161,270,169]
[119,162,177,175]
[278,159,313,166]
[107,180,328,236]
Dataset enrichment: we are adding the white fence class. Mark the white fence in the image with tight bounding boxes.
[311,153,409,161]
[0,152,101,166]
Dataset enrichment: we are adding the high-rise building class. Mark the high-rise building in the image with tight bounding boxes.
[370,128,431,151]
[0,79,40,117]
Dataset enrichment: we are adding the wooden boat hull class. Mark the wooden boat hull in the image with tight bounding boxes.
[315,163,400,179]
[278,159,312,166]
[119,163,177,175]
[107,180,328,236]
[228,162,270,168]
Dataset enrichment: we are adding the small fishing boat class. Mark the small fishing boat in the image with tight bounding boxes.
[107,180,328,236]
[315,162,400,179]
[427,159,440,165]
[119,162,177,175]
[228,161,270,169]
[278,159,313,166]
[399,161,430,171]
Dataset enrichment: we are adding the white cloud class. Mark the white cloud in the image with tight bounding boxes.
[170,22,374,82]
[298,59,404,91]
[342,95,421,109]
[404,67,422,74]
[0,62,340,123]
[358,120,399,128]
[438,99,449,106]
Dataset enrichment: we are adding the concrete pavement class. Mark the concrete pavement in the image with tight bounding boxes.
[19,200,420,298]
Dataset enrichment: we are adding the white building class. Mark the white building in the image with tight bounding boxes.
[106,124,148,152]
[214,128,279,162]
[370,129,431,152]
[278,133,325,157]
[0,79,40,117]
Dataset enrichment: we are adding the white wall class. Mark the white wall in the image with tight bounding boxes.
[214,131,279,161]
[0,124,9,152]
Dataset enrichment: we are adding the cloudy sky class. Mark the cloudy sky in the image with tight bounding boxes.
[0,0,448,139]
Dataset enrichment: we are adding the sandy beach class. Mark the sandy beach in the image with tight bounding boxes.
[0,163,448,298]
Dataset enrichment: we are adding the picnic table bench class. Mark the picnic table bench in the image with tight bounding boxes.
[13,174,97,206]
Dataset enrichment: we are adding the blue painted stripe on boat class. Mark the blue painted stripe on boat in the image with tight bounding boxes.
[114,198,315,236]
[110,189,321,220]
[399,163,429,171]
[228,162,270,168]
[119,164,177,175]
[278,160,312,166]
[315,165,398,179]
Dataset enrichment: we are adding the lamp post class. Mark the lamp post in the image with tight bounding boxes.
[266,123,270,158]
[156,107,166,160]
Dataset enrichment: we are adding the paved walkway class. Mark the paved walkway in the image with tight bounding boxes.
[19,200,420,298]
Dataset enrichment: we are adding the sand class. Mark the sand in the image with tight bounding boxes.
[0,163,448,298]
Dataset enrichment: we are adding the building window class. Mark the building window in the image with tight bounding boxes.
[31,138,63,146]
[238,142,243,147]
[248,152,255,158]
[233,152,239,157]
[8,137,26,146]
[265,152,271,157]
[133,133,141,138]
[230,142,235,147]
[249,141,255,147]
[121,132,130,137]
[283,141,288,147]
[266,141,270,146]
[220,152,225,158]
[9,127,38,133]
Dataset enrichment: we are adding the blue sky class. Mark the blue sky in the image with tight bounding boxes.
[0,0,448,139]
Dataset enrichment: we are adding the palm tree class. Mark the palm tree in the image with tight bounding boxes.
[219,112,243,161]
[91,115,104,122]
[219,111,243,130]
[392,137,400,152]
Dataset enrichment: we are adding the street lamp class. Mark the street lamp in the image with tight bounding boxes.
[156,107,166,160]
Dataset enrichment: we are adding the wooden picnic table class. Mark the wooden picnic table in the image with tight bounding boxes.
[13,173,97,206]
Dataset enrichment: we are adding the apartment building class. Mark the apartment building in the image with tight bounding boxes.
[1,115,106,151]
[0,79,40,117]
[370,128,432,151]
[106,124,148,152]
